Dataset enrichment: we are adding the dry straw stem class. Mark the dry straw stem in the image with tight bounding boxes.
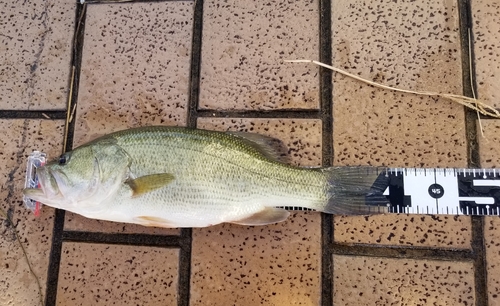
[286,59,500,119]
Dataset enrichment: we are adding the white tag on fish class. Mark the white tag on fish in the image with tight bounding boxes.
[23,151,47,216]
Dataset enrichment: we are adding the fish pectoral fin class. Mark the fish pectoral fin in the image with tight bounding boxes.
[230,207,290,226]
[126,173,175,197]
[134,216,178,228]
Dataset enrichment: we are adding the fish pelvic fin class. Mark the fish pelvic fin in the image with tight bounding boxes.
[230,207,290,226]
[126,173,175,197]
[134,216,178,228]
[321,166,389,215]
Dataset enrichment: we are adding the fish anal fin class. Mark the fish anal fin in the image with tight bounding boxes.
[230,207,290,226]
[134,216,178,228]
[226,131,289,163]
[126,173,175,197]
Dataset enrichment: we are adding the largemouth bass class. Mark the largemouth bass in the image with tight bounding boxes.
[23,126,387,228]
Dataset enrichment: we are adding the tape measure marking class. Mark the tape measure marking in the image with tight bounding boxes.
[373,168,500,216]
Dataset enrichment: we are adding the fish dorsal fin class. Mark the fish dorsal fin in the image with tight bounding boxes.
[226,131,289,162]
[230,207,290,226]
[126,173,175,197]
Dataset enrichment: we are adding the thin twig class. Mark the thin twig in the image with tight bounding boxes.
[63,65,75,152]
[468,28,484,137]
[0,208,44,306]
[286,59,500,119]
[69,103,77,124]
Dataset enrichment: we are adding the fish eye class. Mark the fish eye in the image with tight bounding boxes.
[59,154,68,165]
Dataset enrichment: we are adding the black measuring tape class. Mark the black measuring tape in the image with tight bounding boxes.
[366,168,500,216]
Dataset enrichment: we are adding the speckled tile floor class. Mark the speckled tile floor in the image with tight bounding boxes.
[1,0,500,305]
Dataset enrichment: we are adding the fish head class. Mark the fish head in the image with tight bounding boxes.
[23,138,131,211]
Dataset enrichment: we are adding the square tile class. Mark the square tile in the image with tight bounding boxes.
[191,214,321,306]
[477,120,500,168]
[200,0,320,110]
[0,0,74,109]
[57,242,179,305]
[331,0,469,248]
[485,217,500,303]
[472,0,500,108]
[74,2,193,146]
[334,214,472,248]
[191,118,322,305]
[333,255,475,305]
[332,0,466,168]
[0,119,64,305]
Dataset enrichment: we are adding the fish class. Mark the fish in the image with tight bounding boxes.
[23,126,388,228]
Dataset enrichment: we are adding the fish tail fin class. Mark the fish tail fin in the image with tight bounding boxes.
[320,166,389,215]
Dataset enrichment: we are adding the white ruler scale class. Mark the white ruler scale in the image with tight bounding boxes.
[365,168,500,216]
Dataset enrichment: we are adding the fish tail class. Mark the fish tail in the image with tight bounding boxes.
[320,166,389,215]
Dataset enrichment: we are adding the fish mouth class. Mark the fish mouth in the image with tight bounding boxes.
[22,166,62,206]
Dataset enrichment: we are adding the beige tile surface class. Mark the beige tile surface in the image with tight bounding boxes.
[200,0,319,110]
[334,214,472,248]
[472,0,500,108]
[56,242,179,305]
[331,0,469,251]
[0,0,74,110]
[191,213,321,306]
[3,0,499,305]
[333,255,475,305]
[192,118,322,305]
[477,120,500,168]
[74,2,193,146]
[0,119,64,305]
[332,0,466,168]
[485,217,500,304]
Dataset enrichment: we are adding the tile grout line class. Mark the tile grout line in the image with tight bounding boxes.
[44,209,66,306]
[196,109,322,119]
[63,231,186,247]
[178,228,193,306]
[44,3,87,306]
[186,0,203,129]
[0,110,67,120]
[83,0,189,4]
[319,0,334,305]
[181,0,205,305]
[471,216,488,306]
[457,1,488,306]
[458,0,481,169]
[331,243,476,261]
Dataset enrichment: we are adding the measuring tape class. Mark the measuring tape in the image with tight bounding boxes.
[367,168,500,216]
